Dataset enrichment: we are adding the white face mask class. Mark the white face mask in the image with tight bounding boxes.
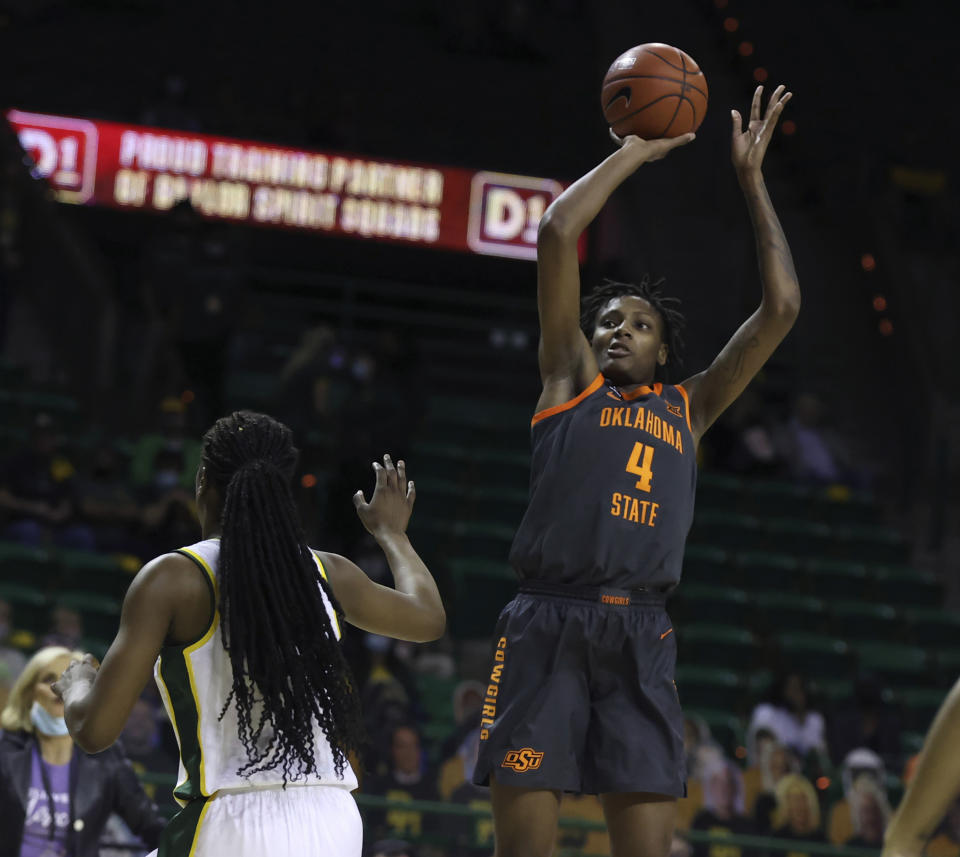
[30,701,70,737]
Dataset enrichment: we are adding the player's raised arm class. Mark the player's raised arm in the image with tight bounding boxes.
[320,455,445,643]
[682,85,800,442]
[535,133,695,405]
[883,678,960,857]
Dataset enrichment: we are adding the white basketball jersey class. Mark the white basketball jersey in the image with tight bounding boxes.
[153,538,358,805]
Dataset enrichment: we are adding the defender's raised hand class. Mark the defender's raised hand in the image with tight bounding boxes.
[353,454,416,538]
[731,84,792,177]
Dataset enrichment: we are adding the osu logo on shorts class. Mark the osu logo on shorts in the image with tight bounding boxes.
[501,748,544,772]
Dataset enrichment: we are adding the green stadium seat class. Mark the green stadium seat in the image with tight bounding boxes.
[903,607,960,648]
[678,624,759,669]
[672,584,752,627]
[811,676,854,705]
[747,670,773,698]
[900,731,926,755]
[831,525,910,564]
[415,673,460,726]
[737,551,802,592]
[855,642,929,690]
[934,650,960,686]
[775,632,852,680]
[410,442,471,482]
[675,665,743,710]
[0,583,50,634]
[752,592,826,635]
[685,707,745,757]
[448,558,516,640]
[56,592,122,641]
[681,545,736,587]
[58,549,132,600]
[829,600,900,642]
[0,542,60,591]
[762,517,834,558]
[688,511,761,553]
[872,566,942,608]
[743,480,814,519]
[223,370,277,409]
[804,559,870,601]
[452,522,515,562]
[899,687,948,732]
[412,477,465,523]
[696,473,743,510]
[471,448,530,489]
[471,487,528,529]
[814,490,880,526]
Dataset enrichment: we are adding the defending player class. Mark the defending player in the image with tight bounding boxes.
[52,411,444,857]
[472,85,798,857]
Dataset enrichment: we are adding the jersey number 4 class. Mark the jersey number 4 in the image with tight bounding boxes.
[625,442,654,492]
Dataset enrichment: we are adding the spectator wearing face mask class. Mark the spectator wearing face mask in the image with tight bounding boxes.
[691,759,757,857]
[0,646,165,857]
[827,747,887,844]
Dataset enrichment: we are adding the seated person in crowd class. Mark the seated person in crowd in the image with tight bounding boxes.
[772,773,827,854]
[678,714,726,831]
[748,673,827,763]
[363,723,438,842]
[828,673,902,769]
[752,740,801,833]
[443,727,495,857]
[438,680,484,800]
[844,774,891,850]
[0,413,94,550]
[827,747,886,844]
[691,759,756,857]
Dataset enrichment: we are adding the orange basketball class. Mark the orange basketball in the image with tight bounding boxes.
[601,43,708,140]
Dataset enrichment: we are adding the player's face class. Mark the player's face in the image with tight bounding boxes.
[591,296,667,386]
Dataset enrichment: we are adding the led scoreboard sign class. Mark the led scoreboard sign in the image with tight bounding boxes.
[7,109,581,262]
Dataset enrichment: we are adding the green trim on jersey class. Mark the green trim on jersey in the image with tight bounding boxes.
[157,793,212,857]
[156,547,220,804]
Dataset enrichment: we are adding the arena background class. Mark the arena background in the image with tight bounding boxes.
[1,0,958,855]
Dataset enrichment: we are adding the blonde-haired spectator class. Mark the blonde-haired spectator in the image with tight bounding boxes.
[772,773,826,856]
[0,646,165,857]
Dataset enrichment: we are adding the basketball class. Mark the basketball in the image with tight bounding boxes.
[601,43,708,140]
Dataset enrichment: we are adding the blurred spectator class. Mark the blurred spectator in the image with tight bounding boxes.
[678,714,726,831]
[364,723,439,842]
[0,646,165,856]
[41,604,83,650]
[709,388,786,476]
[691,759,756,857]
[277,324,341,438]
[0,413,95,550]
[748,673,827,762]
[777,393,864,487]
[752,740,801,834]
[120,697,179,815]
[438,680,484,776]
[772,773,826,849]
[827,747,886,845]
[76,445,151,557]
[0,597,28,684]
[828,673,902,769]
[361,634,420,770]
[442,726,495,857]
[130,398,201,494]
[844,774,892,849]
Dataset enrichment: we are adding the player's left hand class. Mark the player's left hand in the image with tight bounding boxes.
[731,84,792,177]
[52,654,99,701]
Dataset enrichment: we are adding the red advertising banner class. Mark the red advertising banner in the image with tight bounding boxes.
[6,109,583,262]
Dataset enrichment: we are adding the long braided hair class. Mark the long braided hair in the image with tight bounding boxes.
[200,410,363,782]
[580,276,687,382]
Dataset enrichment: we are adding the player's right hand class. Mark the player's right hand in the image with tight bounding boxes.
[353,454,416,539]
[610,129,696,162]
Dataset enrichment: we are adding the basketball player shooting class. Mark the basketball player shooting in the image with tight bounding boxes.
[471,84,798,857]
